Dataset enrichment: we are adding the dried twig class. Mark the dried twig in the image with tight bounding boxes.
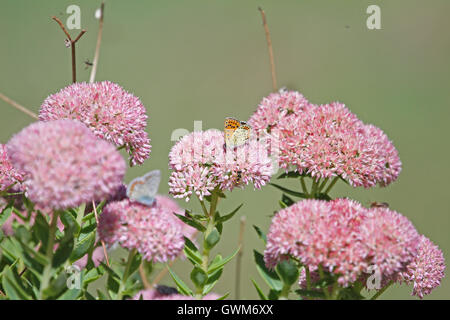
[89,2,105,83]
[0,92,38,119]
[92,200,110,267]
[52,16,87,83]
[139,263,152,289]
[235,216,246,299]
[150,260,176,288]
[258,7,277,91]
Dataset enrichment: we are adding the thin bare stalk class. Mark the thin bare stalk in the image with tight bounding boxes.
[0,92,38,119]
[258,7,277,91]
[92,200,110,267]
[89,2,105,83]
[235,215,246,299]
[52,16,86,83]
[139,263,151,289]
[150,260,175,287]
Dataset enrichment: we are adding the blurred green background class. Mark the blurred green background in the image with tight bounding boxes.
[1,0,449,299]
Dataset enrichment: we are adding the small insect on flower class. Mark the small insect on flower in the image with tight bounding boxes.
[370,201,389,208]
[236,170,242,184]
[126,169,161,206]
[64,39,71,48]
[224,117,252,148]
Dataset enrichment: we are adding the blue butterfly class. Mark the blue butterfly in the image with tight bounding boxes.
[126,170,161,206]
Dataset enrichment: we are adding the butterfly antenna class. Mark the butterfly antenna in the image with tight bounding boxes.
[92,200,111,267]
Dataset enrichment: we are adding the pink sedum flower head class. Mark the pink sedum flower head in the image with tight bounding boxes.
[360,207,420,278]
[0,144,24,192]
[264,198,420,287]
[397,235,446,298]
[249,90,401,188]
[7,120,125,210]
[39,81,151,166]
[248,89,313,134]
[280,102,401,187]
[98,199,185,263]
[169,129,273,201]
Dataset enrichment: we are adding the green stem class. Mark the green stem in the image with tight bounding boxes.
[196,188,220,299]
[198,198,208,217]
[39,211,60,299]
[300,177,309,196]
[279,283,291,300]
[324,176,339,195]
[117,248,137,300]
[370,280,393,300]
[318,178,329,193]
[305,266,311,291]
[317,265,330,299]
[310,179,319,198]
[330,281,340,300]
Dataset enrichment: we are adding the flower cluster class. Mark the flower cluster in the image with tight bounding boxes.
[169,130,273,201]
[248,89,312,134]
[98,198,187,263]
[0,144,24,192]
[39,81,151,165]
[7,119,126,210]
[397,235,446,298]
[248,90,401,188]
[263,199,440,290]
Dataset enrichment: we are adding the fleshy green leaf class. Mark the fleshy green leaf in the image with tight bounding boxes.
[173,213,206,232]
[276,259,299,286]
[127,253,142,280]
[184,236,199,253]
[204,228,220,250]
[184,246,202,266]
[42,272,69,299]
[269,183,307,198]
[253,225,267,244]
[32,212,50,250]
[268,289,281,300]
[253,250,282,291]
[52,235,75,268]
[217,204,243,223]
[167,266,193,296]
[0,204,12,227]
[277,171,308,179]
[281,194,295,207]
[70,231,96,262]
[202,268,223,295]
[207,247,240,275]
[190,267,208,288]
[217,292,229,300]
[60,210,80,236]
[251,279,268,300]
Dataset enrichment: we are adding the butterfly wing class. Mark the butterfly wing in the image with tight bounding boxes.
[231,121,252,147]
[224,117,241,147]
[126,170,161,206]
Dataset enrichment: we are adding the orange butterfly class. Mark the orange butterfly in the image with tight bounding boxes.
[224,117,252,148]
